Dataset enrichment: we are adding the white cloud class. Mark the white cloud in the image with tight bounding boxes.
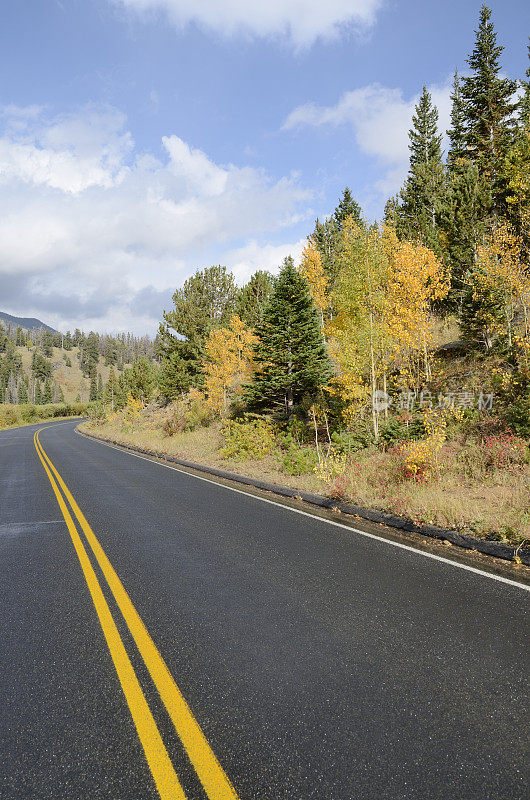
[0,105,311,333]
[112,0,383,48]
[284,80,452,194]
[222,238,306,285]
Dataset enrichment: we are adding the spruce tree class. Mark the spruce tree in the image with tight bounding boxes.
[244,257,332,414]
[236,270,275,328]
[34,381,42,404]
[399,86,445,251]
[461,5,517,214]
[89,368,98,402]
[334,187,363,230]
[447,71,468,172]
[383,195,401,228]
[439,161,491,306]
[519,43,530,127]
[18,377,28,404]
[43,378,53,404]
[104,366,118,408]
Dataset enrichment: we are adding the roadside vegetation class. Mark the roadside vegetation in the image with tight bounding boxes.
[9,7,530,548]
[0,402,87,429]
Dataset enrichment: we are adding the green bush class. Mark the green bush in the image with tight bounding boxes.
[281,446,319,475]
[219,418,277,460]
[378,418,407,448]
[331,425,373,454]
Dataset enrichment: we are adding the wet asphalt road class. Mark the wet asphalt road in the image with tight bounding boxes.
[0,419,529,800]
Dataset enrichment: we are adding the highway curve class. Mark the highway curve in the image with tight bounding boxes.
[0,419,528,800]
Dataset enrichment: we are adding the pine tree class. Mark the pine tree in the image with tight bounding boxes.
[43,378,53,404]
[383,196,401,228]
[244,257,332,414]
[97,373,103,400]
[461,5,517,214]
[81,332,100,376]
[236,270,275,328]
[310,216,341,291]
[158,265,238,396]
[439,161,491,305]
[104,366,119,410]
[519,43,530,127]
[399,86,445,251]
[334,187,363,230]
[447,71,468,172]
[18,377,28,404]
[34,381,42,404]
[89,368,97,402]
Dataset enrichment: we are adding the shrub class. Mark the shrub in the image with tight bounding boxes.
[281,446,319,476]
[330,425,373,454]
[0,402,87,429]
[161,390,213,437]
[481,433,528,470]
[379,418,407,449]
[219,418,277,460]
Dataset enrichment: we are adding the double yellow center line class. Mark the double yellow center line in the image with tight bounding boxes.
[34,426,240,800]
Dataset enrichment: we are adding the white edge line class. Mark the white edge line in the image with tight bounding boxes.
[74,427,530,593]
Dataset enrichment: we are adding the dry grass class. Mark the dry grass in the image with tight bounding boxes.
[83,406,529,546]
[17,345,131,402]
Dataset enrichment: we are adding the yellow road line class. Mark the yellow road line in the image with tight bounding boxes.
[33,431,186,800]
[35,428,240,800]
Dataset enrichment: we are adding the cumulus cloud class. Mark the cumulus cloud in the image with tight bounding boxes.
[111,0,383,48]
[0,105,311,333]
[221,238,306,285]
[284,81,452,194]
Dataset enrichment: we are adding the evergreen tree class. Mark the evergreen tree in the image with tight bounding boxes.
[439,161,491,306]
[104,366,119,410]
[18,376,28,404]
[244,257,332,414]
[519,43,530,127]
[158,265,238,396]
[399,86,445,251]
[236,270,275,328]
[34,381,42,404]
[383,195,401,228]
[31,350,52,381]
[123,357,157,404]
[461,5,517,214]
[334,187,363,230]
[447,71,468,172]
[41,330,54,357]
[89,368,98,402]
[43,378,53,404]
[97,373,103,400]
[63,331,73,351]
[81,332,100,376]
[5,372,18,404]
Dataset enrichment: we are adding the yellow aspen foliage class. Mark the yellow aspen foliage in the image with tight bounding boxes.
[383,227,449,386]
[326,220,448,435]
[204,315,258,416]
[298,242,328,326]
[463,223,529,351]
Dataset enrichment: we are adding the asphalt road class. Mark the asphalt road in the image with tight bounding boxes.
[1,419,528,800]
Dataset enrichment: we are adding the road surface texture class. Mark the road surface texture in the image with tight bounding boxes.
[1,419,528,800]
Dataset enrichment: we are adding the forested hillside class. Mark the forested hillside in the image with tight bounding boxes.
[0,325,156,404]
[85,7,530,547]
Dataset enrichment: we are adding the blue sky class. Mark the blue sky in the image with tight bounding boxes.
[0,0,528,333]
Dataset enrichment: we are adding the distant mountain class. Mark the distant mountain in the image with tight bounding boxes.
[0,311,58,334]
